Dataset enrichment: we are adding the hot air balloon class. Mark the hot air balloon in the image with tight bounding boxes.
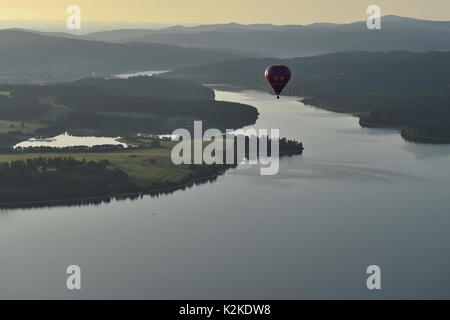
[264,65,291,99]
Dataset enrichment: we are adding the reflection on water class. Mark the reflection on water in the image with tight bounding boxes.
[1,152,298,211]
[402,140,450,160]
[14,132,127,149]
[0,174,223,212]
[1,89,450,299]
[238,159,424,185]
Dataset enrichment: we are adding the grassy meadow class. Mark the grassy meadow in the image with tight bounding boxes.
[0,142,194,189]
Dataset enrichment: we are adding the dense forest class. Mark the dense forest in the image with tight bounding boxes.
[68,76,215,100]
[12,144,148,154]
[163,51,450,142]
[0,156,227,206]
[3,76,214,101]
[0,76,259,139]
[400,119,450,143]
[0,30,244,83]
[225,135,304,163]
[0,133,304,207]
[0,156,222,207]
[0,131,29,152]
[0,157,140,203]
[0,94,48,120]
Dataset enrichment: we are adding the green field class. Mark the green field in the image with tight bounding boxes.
[0,143,194,188]
[0,120,46,134]
[0,91,11,97]
[0,96,69,135]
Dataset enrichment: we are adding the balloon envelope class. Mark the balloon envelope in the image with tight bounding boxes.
[265,65,291,98]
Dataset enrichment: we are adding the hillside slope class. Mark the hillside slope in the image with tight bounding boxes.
[0,30,244,83]
[81,16,450,58]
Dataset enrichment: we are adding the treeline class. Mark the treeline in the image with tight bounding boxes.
[228,135,304,159]
[0,131,28,145]
[163,51,450,142]
[32,110,257,137]
[0,156,233,207]
[55,94,258,130]
[0,131,30,152]
[0,162,229,209]
[0,157,140,203]
[34,105,258,137]
[401,119,450,143]
[192,135,304,164]
[164,52,450,107]
[358,95,450,127]
[0,94,48,120]
[1,75,214,101]
[15,144,127,153]
[59,94,256,120]
[0,134,304,207]
[13,141,161,154]
[68,76,215,100]
[0,156,104,172]
[39,112,164,136]
[0,76,258,136]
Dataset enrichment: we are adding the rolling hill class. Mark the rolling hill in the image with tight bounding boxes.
[0,30,244,83]
[79,16,450,58]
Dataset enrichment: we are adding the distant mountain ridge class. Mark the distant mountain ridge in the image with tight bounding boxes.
[7,15,450,64]
[28,15,449,58]
[0,29,244,83]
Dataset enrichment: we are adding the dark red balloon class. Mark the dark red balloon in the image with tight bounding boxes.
[264,65,291,99]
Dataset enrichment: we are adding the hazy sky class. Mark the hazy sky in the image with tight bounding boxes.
[1,0,449,29]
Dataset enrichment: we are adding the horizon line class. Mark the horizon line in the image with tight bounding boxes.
[0,14,448,33]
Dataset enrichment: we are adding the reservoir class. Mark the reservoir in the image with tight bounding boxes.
[1,89,450,299]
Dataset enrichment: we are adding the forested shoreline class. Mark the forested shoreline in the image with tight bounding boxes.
[163,51,450,143]
[0,71,304,209]
[0,136,303,209]
[0,76,259,139]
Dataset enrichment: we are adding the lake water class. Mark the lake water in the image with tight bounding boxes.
[1,90,450,299]
[14,132,127,149]
[112,70,169,79]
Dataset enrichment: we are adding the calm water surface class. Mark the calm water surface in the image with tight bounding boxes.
[1,90,450,299]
